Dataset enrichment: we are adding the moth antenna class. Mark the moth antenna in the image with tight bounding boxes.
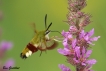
[45,14,47,29]
[46,22,52,31]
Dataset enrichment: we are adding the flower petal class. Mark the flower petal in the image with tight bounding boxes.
[61,30,66,37]
[72,39,77,48]
[84,35,89,41]
[73,58,79,63]
[75,46,80,58]
[87,41,95,45]
[82,47,86,56]
[61,30,70,38]
[88,28,94,37]
[82,62,86,66]
[69,26,77,33]
[85,50,92,58]
[57,48,70,55]
[63,38,68,47]
[86,59,97,65]
[68,34,72,39]
[79,30,85,38]
[58,64,71,71]
[90,36,100,41]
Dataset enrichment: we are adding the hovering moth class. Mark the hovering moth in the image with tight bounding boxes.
[20,14,62,59]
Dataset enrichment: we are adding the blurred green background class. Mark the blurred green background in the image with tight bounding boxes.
[0,0,106,71]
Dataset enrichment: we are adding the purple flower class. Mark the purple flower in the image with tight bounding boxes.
[73,47,93,66]
[58,39,78,56]
[0,42,14,71]
[0,41,13,51]
[79,28,100,45]
[4,59,14,68]
[59,64,71,71]
[69,26,78,34]
[58,48,71,56]
[62,30,73,39]
[0,41,13,59]
[62,38,69,48]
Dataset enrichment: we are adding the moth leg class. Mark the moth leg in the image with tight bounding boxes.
[50,36,63,42]
[39,51,42,57]
[43,40,47,53]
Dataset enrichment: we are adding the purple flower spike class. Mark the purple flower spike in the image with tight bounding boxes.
[57,0,100,71]
[59,64,71,71]
[0,41,13,50]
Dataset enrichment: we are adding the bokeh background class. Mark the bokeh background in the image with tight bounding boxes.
[0,0,106,71]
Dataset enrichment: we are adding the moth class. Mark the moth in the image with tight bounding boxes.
[20,14,62,59]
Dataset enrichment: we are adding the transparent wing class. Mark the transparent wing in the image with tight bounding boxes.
[30,23,37,33]
[37,38,58,51]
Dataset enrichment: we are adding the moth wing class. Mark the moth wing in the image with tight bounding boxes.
[37,39,58,51]
[30,23,37,33]
[46,39,58,50]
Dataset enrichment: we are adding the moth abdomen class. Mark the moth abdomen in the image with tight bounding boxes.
[20,43,38,59]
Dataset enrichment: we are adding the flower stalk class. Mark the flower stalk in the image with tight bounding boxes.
[58,0,100,71]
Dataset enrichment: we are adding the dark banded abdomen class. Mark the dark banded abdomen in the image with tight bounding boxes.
[27,43,38,53]
[20,43,38,59]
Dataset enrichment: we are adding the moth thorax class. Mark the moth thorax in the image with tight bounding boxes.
[34,43,41,47]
